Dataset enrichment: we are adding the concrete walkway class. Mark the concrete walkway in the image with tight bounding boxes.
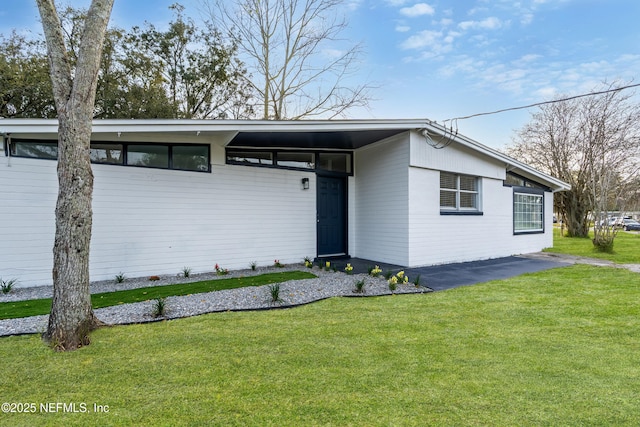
[329,252,639,291]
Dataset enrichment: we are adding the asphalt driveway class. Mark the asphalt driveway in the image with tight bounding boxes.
[330,255,570,291]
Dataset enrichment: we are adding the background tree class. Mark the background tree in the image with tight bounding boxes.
[3,3,251,120]
[37,0,114,351]
[125,3,254,119]
[204,0,372,119]
[508,82,640,246]
[0,32,55,118]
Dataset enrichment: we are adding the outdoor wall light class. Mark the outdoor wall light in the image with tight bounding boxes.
[301,177,310,190]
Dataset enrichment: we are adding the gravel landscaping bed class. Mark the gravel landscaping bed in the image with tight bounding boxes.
[0,266,430,337]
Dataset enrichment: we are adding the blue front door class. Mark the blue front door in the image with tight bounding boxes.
[317,176,347,256]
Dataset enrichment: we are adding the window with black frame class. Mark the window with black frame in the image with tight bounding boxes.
[8,139,210,173]
[513,190,544,233]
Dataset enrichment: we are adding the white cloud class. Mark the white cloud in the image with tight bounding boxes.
[386,0,407,6]
[322,48,345,60]
[399,3,435,17]
[396,25,411,32]
[400,30,442,50]
[458,16,503,30]
[512,54,542,66]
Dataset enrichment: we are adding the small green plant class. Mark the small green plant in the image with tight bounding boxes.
[388,280,397,292]
[181,267,192,278]
[354,279,366,294]
[152,297,167,317]
[215,264,229,275]
[324,261,331,271]
[114,272,126,283]
[413,274,421,287]
[369,265,382,277]
[384,270,393,280]
[344,263,354,275]
[250,261,257,271]
[0,278,17,294]
[274,259,284,268]
[268,283,282,304]
[304,257,313,268]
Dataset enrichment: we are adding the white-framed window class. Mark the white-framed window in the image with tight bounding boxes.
[440,172,481,214]
[514,191,544,233]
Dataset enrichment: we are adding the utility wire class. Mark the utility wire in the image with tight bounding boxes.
[442,82,640,123]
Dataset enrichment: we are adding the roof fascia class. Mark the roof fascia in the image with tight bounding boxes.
[421,122,571,192]
[0,118,431,135]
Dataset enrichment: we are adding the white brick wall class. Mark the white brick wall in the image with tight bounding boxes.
[1,155,316,287]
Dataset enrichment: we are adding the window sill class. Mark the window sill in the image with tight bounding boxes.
[440,211,483,216]
[513,230,544,235]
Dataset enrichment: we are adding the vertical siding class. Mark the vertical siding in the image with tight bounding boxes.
[1,157,316,287]
[353,135,409,265]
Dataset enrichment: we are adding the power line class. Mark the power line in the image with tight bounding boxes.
[442,82,640,123]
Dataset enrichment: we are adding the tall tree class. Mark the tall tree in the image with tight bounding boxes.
[204,0,372,119]
[126,3,254,119]
[37,0,114,351]
[56,5,178,119]
[508,82,640,245]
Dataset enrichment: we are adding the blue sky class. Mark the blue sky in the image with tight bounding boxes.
[1,0,639,149]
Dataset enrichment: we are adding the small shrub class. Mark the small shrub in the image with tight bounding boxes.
[215,264,229,275]
[384,270,393,280]
[324,261,331,271]
[354,279,365,294]
[592,235,615,253]
[114,272,126,283]
[250,261,257,271]
[274,259,284,268]
[388,271,408,291]
[153,297,166,317]
[268,283,282,304]
[149,275,160,281]
[0,278,17,294]
[344,263,353,275]
[303,257,313,269]
[369,265,382,277]
[413,274,421,287]
[181,267,192,278]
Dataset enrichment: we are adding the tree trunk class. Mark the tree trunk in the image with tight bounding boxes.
[43,109,102,350]
[37,0,114,350]
[561,191,590,238]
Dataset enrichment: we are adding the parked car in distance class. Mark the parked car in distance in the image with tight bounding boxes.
[619,218,640,231]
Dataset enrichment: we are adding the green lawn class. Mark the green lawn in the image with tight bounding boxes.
[1,264,639,426]
[544,227,640,263]
[0,271,316,320]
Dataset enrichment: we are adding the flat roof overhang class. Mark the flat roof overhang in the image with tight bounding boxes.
[227,129,408,150]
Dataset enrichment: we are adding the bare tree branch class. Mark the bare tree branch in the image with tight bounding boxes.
[204,0,373,119]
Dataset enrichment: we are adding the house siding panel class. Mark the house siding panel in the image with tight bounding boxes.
[407,132,554,267]
[353,135,409,265]
[1,157,316,287]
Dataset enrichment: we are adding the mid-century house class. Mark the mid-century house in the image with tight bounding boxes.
[0,119,569,288]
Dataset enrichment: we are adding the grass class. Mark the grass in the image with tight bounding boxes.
[544,227,640,263]
[0,264,639,425]
[0,271,315,321]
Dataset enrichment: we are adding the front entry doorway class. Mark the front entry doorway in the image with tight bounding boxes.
[317,175,347,257]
